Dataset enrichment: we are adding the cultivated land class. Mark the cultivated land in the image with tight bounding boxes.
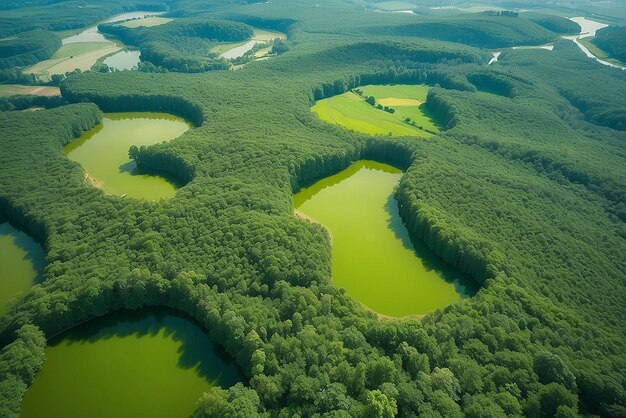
[312,84,440,137]
[0,85,60,96]
[24,42,120,81]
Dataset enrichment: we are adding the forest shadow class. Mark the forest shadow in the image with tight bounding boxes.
[0,222,45,284]
[384,195,479,297]
[51,307,244,387]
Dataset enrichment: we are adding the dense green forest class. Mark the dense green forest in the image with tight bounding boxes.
[0,0,625,417]
[591,26,626,63]
[0,29,61,70]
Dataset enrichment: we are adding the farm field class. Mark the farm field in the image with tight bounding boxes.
[24,42,120,81]
[311,84,439,137]
[0,85,60,96]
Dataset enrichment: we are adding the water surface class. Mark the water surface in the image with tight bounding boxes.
[64,113,190,200]
[103,50,141,70]
[63,11,165,44]
[0,223,44,315]
[294,161,477,317]
[21,308,243,418]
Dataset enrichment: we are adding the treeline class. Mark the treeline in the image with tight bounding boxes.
[375,12,558,49]
[0,95,67,112]
[591,26,626,63]
[99,18,254,72]
[129,145,196,185]
[0,30,61,69]
[310,65,476,104]
[521,12,581,34]
[0,0,166,37]
[60,79,204,126]
[0,324,45,418]
[466,71,526,98]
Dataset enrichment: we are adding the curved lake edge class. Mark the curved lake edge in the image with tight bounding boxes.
[0,221,45,316]
[21,306,245,418]
[293,159,480,317]
[63,111,192,200]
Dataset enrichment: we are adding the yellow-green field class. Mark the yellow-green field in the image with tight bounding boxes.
[119,17,173,28]
[0,85,60,96]
[24,42,120,81]
[311,84,440,137]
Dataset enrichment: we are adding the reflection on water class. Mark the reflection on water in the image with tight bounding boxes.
[294,160,478,317]
[21,308,243,418]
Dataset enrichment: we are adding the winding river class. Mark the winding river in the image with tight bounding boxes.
[294,161,477,317]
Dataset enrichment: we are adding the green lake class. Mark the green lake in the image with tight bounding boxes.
[21,308,243,418]
[64,112,190,201]
[294,160,478,317]
[0,223,44,316]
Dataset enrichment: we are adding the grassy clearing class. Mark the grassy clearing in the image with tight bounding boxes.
[360,84,441,134]
[312,85,439,137]
[119,17,172,28]
[24,42,120,81]
[0,85,60,96]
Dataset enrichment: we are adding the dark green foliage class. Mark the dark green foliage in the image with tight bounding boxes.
[0,1,166,37]
[0,2,624,418]
[0,95,67,112]
[0,325,45,418]
[592,26,626,62]
[0,30,61,69]
[99,19,254,72]
[375,13,558,48]
[521,12,581,34]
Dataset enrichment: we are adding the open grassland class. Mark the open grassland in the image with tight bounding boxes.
[0,85,60,96]
[119,17,173,28]
[361,84,441,134]
[312,89,436,137]
[24,42,120,81]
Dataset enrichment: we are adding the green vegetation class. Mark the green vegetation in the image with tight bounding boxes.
[0,223,44,315]
[311,84,440,137]
[21,308,243,418]
[0,30,61,69]
[64,113,190,200]
[0,1,624,417]
[591,26,626,63]
[374,12,564,48]
[294,160,476,317]
[99,19,254,72]
[25,42,121,82]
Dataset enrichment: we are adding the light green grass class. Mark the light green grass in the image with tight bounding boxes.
[0,85,60,96]
[25,42,120,81]
[312,84,440,137]
[119,17,172,28]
